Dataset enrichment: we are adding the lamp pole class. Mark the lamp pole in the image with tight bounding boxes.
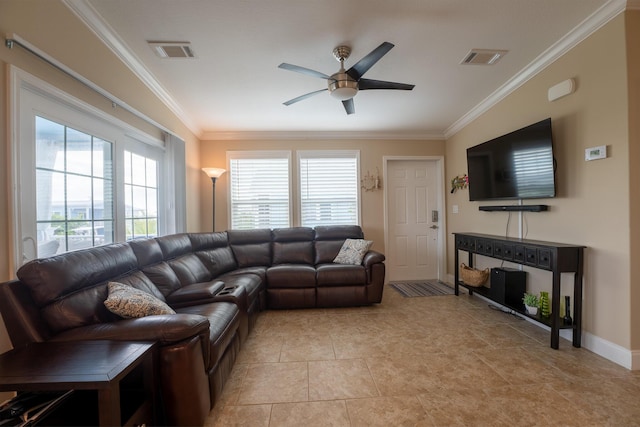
[210,176,217,231]
[202,168,227,232]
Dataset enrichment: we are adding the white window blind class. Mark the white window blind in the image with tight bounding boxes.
[298,151,359,227]
[229,152,291,229]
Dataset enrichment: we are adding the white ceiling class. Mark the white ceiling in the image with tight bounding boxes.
[67,0,625,139]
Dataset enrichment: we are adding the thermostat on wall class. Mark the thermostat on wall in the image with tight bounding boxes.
[585,145,607,161]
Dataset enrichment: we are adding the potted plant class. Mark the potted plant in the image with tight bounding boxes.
[522,293,539,315]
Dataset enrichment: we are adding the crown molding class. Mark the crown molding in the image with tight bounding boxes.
[444,0,627,139]
[200,130,445,141]
[62,0,201,137]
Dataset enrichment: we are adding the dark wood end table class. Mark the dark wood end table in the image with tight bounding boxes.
[0,340,157,426]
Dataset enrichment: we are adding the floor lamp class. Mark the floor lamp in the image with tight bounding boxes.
[202,168,226,231]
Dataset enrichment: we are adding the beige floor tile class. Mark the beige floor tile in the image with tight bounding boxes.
[308,359,379,400]
[346,396,433,427]
[206,404,272,427]
[280,333,336,362]
[365,356,443,396]
[236,335,283,364]
[270,400,350,427]
[237,362,308,404]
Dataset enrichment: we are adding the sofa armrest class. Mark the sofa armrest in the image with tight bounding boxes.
[362,250,385,267]
[50,313,210,346]
[166,280,226,306]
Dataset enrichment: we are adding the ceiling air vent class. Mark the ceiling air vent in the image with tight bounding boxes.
[461,49,508,65]
[148,41,196,59]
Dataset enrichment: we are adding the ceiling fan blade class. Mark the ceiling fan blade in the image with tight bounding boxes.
[283,88,328,106]
[342,98,355,115]
[278,63,331,80]
[359,78,415,91]
[346,42,394,81]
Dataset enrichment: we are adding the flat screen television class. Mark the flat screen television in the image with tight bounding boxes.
[466,118,556,201]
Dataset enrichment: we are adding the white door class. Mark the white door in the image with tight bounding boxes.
[386,159,439,281]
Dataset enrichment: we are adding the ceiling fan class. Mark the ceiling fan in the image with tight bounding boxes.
[278,42,415,115]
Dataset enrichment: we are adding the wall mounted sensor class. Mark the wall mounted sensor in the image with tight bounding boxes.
[548,78,575,102]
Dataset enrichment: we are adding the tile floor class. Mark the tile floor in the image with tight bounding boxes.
[206,285,640,426]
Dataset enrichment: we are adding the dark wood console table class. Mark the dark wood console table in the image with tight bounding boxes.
[0,340,157,426]
[453,232,585,349]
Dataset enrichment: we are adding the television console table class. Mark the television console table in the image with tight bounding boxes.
[453,232,585,349]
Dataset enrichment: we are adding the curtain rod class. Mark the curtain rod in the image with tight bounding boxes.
[5,34,175,139]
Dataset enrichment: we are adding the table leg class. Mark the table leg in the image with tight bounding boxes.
[98,384,121,426]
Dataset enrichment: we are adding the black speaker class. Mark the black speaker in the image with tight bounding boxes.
[490,267,526,308]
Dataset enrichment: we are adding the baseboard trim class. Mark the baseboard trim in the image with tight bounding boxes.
[444,273,636,370]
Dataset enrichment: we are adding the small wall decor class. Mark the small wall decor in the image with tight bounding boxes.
[450,174,468,193]
[361,168,381,191]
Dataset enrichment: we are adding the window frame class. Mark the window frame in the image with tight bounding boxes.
[296,150,361,227]
[227,150,293,229]
[9,66,178,269]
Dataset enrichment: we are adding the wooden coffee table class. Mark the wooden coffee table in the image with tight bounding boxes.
[0,340,157,426]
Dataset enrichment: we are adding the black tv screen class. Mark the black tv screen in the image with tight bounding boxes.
[466,118,556,201]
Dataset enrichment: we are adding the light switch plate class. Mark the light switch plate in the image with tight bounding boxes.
[585,145,606,161]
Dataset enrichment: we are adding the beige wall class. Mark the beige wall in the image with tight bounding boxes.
[0,1,203,358]
[446,13,631,349]
[200,139,445,252]
[627,10,640,350]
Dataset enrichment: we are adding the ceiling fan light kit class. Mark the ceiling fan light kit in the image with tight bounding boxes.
[279,41,415,115]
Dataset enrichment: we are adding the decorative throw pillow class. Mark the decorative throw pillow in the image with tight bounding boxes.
[104,282,175,318]
[333,238,373,265]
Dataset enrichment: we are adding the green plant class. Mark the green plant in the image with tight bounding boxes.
[522,293,539,307]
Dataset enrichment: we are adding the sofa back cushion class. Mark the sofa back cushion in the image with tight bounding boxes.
[140,262,182,297]
[16,243,140,334]
[17,243,138,307]
[129,238,164,267]
[228,229,272,267]
[190,233,238,277]
[272,227,315,265]
[168,254,212,286]
[313,225,364,265]
[156,234,193,259]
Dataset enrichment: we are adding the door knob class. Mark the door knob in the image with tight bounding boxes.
[429,225,438,229]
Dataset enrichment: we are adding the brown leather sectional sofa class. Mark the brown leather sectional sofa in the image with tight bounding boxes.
[0,225,385,426]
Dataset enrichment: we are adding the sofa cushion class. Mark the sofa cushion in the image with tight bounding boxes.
[17,243,138,307]
[129,238,164,267]
[316,264,367,286]
[266,265,317,288]
[141,262,182,297]
[272,227,315,265]
[333,239,373,265]
[176,302,240,369]
[168,254,212,286]
[228,229,272,267]
[156,234,193,259]
[196,247,238,277]
[104,282,176,318]
[117,270,166,302]
[313,225,364,265]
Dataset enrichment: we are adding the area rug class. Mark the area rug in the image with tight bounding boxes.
[388,280,455,297]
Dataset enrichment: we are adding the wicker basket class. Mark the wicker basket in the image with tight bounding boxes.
[459,263,489,287]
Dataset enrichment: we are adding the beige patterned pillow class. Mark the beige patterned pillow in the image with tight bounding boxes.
[104,282,175,318]
[333,239,373,265]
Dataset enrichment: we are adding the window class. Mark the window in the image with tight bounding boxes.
[12,66,185,267]
[228,151,291,229]
[35,117,114,256]
[227,150,360,230]
[298,151,359,227]
[124,151,158,239]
